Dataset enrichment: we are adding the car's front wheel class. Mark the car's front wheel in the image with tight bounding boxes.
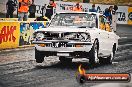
[99,44,116,65]
[89,40,99,65]
[35,48,44,63]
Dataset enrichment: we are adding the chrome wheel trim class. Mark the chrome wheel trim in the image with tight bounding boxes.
[110,50,114,62]
[94,43,99,63]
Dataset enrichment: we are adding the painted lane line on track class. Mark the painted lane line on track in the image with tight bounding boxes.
[112,62,119,64]
[119,37,128,39]
[116,50,132,55]
[118,44,132,47]
[0,47,34,53]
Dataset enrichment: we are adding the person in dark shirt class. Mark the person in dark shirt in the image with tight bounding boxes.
[103,7,112,24]
[104,6,113,24]
[6,0,16,18]
[89,4,97,12]
[45,0,56,19]
[41,4,47,17]
[29,1,36,18]
[103,8,110,18]
[108,6,113,22]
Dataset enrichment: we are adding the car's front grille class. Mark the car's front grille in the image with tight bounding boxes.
[35,32,88,47]
[42,32,62,40]
[38,32,79,41]
[45,42,74,47]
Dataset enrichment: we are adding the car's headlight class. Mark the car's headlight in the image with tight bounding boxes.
[79,33,91,42]
[36,33,44,40]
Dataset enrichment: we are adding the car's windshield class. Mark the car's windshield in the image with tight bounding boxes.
[49,13,98,28]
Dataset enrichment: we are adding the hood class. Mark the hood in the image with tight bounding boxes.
[35,26,94,33]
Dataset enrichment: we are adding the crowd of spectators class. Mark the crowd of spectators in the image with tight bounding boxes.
[5,0,118,22]
[6,0,56,21]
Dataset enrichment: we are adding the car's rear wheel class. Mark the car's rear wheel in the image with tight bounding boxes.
[35,48,44,63]
[99,44,116,65]
[59,56,72,64]
[89,40,99,65]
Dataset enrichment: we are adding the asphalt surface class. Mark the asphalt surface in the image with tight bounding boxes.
[0,24,132,87]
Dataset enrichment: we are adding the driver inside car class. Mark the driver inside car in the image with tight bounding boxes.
[73,16,82,23]
[73,16,88,26]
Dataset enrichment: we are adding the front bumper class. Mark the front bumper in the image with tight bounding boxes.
[33,41,93,52]
[35,45,92,52]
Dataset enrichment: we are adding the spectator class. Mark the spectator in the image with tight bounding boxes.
[97,6,101,13]
[50,0,56,8]
[103,8,110,18]
[41,4,47,17]
[112,5,118,32]
[103,8,112,24]
[6,0,16,18]
[113,5,118,12]
[45,0,56,19]
[29,0,36,18]
[104,8,109,17]
[89,4,97,12]
[18,0,31,21]
[13,0,19,18]
[73,2,82,12]
[108,6,113,21]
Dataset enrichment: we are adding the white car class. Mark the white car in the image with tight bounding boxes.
[32,12,119,65]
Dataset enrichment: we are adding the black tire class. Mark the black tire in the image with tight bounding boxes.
[35,48,44,63]
[99,57,111,65]
[99,44,116,65]
[89,40,99,65]
[59,56,72,64]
